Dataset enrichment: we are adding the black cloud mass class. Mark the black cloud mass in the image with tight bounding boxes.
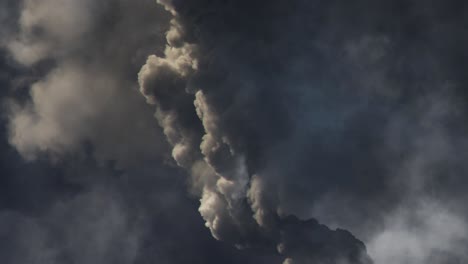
[2,0,468,263]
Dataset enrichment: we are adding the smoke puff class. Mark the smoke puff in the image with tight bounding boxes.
[5,0,171,168]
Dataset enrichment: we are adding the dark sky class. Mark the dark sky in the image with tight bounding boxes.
[1,0,468,263]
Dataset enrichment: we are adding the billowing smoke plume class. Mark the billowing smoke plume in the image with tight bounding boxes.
[139,1,373,263]
[3,0,468,263]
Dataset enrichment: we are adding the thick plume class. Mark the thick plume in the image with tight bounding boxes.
[3,0,468,263]
[1,1,277,263]
[139,1,373,263]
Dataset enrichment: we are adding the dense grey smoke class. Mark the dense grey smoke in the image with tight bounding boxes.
[5,0,170,168]
[3,0,468,263]
[140,0,468,263]
[139,1,374,263]
[2,0,275,263]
